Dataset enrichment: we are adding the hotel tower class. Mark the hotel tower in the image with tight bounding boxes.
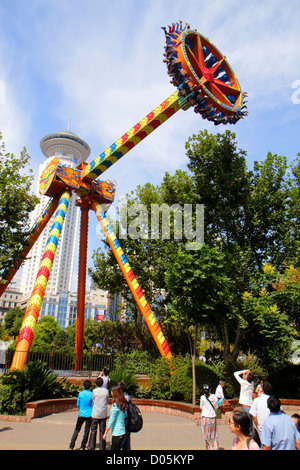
[20,128,91,296]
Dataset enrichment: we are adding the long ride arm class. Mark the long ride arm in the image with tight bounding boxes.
[80,90,190,182]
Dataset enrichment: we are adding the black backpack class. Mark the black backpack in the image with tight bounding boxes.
[126,401,143,433]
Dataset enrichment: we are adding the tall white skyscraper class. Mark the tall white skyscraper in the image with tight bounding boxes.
[20,128,91,296]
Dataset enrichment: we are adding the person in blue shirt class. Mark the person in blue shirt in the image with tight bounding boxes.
[69,379,93,450]
[102,385,127,450]
[261,396,300,450]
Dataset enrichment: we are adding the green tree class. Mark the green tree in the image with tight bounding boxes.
[185,129,292,366]
[90,128,297,370]
[246,152,289,267]
[241,263,294,365]
[165,245,231,404]
[272,264,300,336]
[285,157,300,265]
[65,319,152,355]
[186,129,289,267]
[30,316,62,352]
[52,329,73,354]
[0,133,39,280]
[3,306,24,337]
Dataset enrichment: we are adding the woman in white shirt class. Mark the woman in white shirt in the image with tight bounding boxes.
[234,369,254,413]
[200,384,219,450]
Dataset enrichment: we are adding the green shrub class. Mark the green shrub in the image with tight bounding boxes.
[149,356,174,400]
[0,361,75,415]
[170,361,219,403]
[0,385,24,415]
[114,351,154,375]
[134,385,152,399]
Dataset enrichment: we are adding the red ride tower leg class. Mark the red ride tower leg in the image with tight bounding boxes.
[75,197,89,370]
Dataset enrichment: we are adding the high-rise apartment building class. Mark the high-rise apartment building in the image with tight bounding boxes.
[20,128,91,296]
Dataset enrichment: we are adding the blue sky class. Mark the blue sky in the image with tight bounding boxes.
[1,0,300,287]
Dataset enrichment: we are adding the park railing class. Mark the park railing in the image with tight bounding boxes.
[1,349,116,377]
[1,349,155,376]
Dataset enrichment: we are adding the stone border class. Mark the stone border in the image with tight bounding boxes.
[26,397,77,419]
[1,398,298,424]
[23,398,234,424]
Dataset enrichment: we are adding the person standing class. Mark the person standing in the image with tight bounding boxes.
[255,380,264,397]
[119,380,131,450]
[250,381,273,437]
[200,384,219,450]
[87,377,109,450]
[215,380,225,405]
[98,368,110,389]
[69,379,93,450]
[103,385,127,450]
[261,396,300,450]
[292,413,300,432]
[234,369,254,413]
[229,410,261,450]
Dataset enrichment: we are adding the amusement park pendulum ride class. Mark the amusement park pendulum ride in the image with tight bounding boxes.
[3,23,247,370]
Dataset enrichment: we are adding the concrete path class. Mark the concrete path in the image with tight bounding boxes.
[0,410,233,451]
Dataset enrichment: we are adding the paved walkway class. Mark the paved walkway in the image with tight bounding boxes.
[0,410,233,451]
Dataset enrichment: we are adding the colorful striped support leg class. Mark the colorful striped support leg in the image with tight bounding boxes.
[10,190,71,370]
[92,202,172,359]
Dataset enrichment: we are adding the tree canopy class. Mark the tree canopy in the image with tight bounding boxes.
[0,133,39,280]
[90,129,299,371]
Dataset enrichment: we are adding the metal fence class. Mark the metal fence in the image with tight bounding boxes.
[1,350,116,377]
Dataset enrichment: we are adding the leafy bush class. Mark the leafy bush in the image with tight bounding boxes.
[0,385,24,415]
[114,351,154,375]
[0,361,75,415]
[170,361,219,403]
[135,385,152,399]
[149,356,174,400]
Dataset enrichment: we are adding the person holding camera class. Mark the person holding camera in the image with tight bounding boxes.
[234,369,255,413]
[200,383,219,450]
[98,368,111,389]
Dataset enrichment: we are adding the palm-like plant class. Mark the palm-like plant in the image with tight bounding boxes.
[0,361,64,410]
[108,369,137,395]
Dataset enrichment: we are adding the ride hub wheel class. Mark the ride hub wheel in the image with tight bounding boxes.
[163,23,247,125]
